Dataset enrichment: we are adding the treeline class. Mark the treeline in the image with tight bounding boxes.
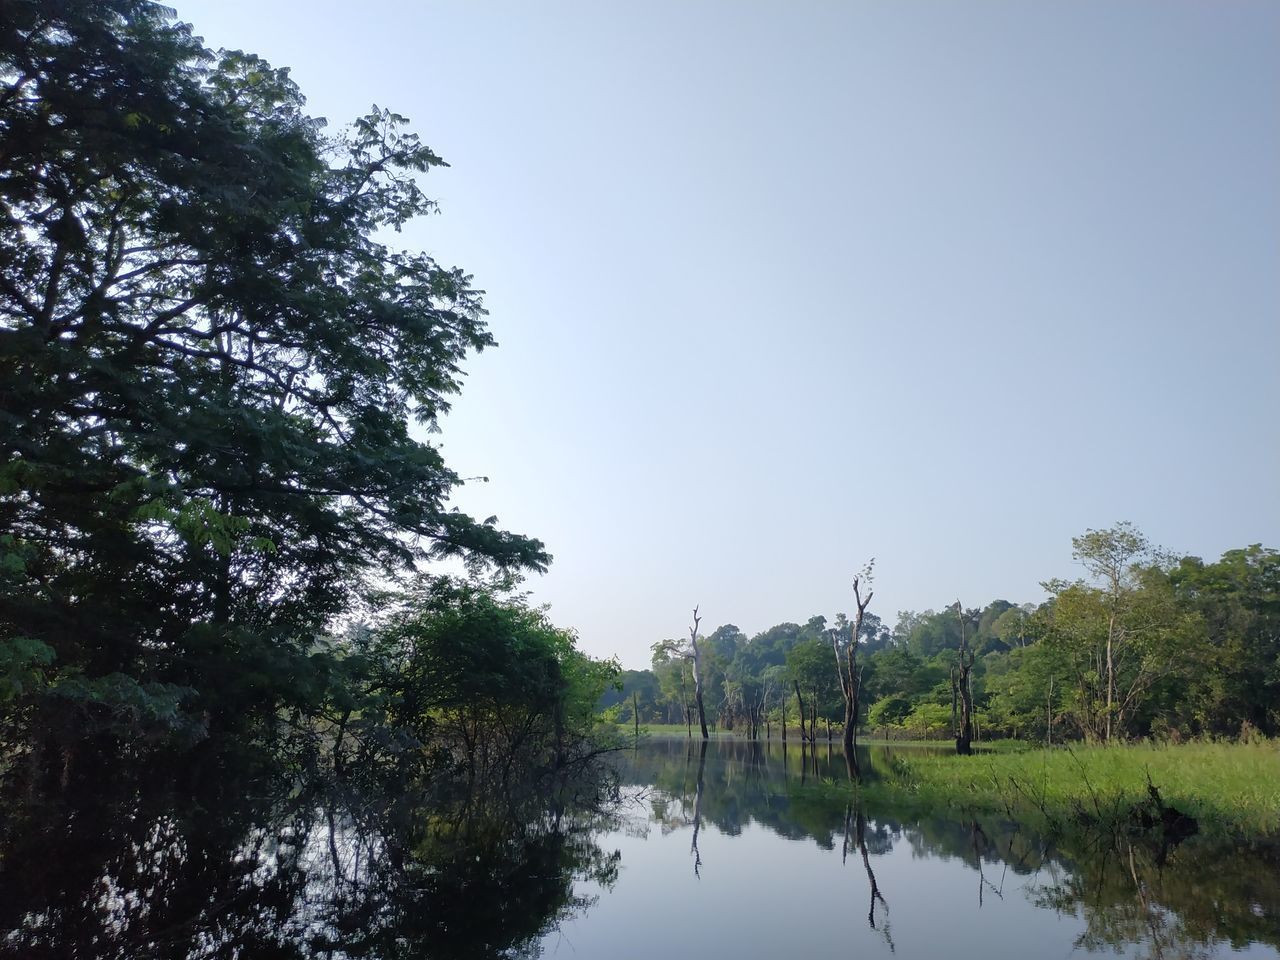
[0,1,616,791]
[602,525,1279,743]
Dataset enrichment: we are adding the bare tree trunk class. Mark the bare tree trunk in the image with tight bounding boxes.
[1105,610,1116,743]
[951,665,958,737]
[834,569,873,780]
[971,673,980,743]
[1047,675,1054,745]
[690,606,709,740]
[952,602,974,755]
[794,683,808,742]
[632,690,640,744]
[956,669,973,755]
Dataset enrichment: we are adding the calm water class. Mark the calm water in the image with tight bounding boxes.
[1,738,1277,958]
[539,739,1280,960]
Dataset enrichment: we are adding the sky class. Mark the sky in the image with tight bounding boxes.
[177,0,1280,669]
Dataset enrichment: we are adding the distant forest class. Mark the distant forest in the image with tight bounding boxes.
[601,525,1279,743]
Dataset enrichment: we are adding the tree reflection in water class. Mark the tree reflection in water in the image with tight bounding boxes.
[0,739,621,959]
[844,803,894,951]
[623,738,1280,958]
[6,736,1276,959]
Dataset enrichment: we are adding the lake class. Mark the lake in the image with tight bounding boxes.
[538,738,1280,960]
[1,736,1276,958]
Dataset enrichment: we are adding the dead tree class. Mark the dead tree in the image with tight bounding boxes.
[690,606,709,740]
[654,612,708,740]
[950,601,975,755]
[832,563,874,780]
[794,682,808,742]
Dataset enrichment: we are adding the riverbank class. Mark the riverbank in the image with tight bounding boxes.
[853,739,1280,839]
[612,723,1028,747]
[611,727,1280,837]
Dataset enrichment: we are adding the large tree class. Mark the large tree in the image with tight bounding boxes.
[1169,545,1280,737]
[0,0,544,745]
[1040,526,1197,742]
[1070,523,1151,741]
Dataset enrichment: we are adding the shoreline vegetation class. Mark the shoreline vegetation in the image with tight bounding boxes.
[619,730,1280,840]
[602,523,1278,834]
[605,527,1280,768]
[855,739,1280,840]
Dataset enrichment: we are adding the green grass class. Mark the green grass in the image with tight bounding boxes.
[609,722,738,738]
[856,740,1280,839]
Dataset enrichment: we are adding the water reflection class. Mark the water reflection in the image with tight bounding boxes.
[2,737,1276,960]
[0,741,620,959]
[567,739,1280,960]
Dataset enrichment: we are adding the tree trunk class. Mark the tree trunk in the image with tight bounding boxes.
[794,683,808,742]
[1047,676,1054,745]
[953,602,974,755]
[834,568,873,780]
[1105,610,1116,742]
[690,607,709,740]
[956,669,973,755]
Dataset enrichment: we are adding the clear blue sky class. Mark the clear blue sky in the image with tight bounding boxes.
[178,1,1280,668]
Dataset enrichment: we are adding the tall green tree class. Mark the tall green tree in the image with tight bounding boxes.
[0,0,544,745]
[365,578,615,776]
[651,646,695,732]
[1169,545,1280,736]
[1070,522,1152,741]
[981,635,1071,742]
[1041,532,1199,742]
[786,636,834,742]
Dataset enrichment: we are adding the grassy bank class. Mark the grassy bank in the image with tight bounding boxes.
[856,740,1280,838]
[611,723,780,740]
[610,724,1029,747]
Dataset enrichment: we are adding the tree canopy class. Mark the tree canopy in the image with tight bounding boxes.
[614,527,1279,745]
[0,0,549,746]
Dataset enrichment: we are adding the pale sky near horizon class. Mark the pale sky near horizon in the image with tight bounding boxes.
[177,0,1280,669]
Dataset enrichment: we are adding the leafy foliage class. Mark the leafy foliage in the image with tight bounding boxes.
[615,525,1279,745]
[0,0,551,746]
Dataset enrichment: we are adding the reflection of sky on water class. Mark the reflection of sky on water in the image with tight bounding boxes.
[3,737,1275,958]
[542,740,1280,960]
